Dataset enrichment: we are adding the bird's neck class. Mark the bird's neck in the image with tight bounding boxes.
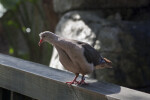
[46,34,61,45]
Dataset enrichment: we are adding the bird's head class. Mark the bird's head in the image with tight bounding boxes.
[38,31,56,46]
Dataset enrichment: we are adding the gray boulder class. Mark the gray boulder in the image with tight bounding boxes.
[53,0,150,13]
[50,11,150,88]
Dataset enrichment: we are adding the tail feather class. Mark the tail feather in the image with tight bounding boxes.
[95,58,112,69]
[103,58,112,68]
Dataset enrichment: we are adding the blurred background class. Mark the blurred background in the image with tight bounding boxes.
[0,0,150,93]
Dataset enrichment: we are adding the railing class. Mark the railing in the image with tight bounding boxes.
[0,53,150,100]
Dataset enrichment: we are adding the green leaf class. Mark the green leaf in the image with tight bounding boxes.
[27,0,38,3]
[0,0,21,9]
[7,20,18,27]
[7,20,14,25]
[9,47,14,54]
[22,26,26,32]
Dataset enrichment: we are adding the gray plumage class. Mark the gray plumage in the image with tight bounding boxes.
[39,31,112,84]
[72,40,102,66]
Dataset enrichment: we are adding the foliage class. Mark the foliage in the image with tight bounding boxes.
[0,0,20,9]
[0,0,53,65]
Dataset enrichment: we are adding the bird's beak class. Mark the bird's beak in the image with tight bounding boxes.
[38,38,43,46]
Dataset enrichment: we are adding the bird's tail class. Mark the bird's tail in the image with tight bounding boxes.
[95,58,112,69]
[103,58,112,68]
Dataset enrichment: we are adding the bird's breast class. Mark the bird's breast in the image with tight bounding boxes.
[55,44,94,74]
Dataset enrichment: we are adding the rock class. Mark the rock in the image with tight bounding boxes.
[50,11,104,70]
[50,11,150,88]
[53,0,150,13]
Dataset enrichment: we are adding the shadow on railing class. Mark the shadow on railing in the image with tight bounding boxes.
[0,53,149,100]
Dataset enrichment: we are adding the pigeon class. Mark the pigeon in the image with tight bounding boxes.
[38,31,112,85]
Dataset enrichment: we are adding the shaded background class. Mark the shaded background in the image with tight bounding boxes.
[0,0,150,93]
[0,0,58,65]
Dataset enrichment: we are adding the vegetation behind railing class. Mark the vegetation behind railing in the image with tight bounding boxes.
[0,0,58,65]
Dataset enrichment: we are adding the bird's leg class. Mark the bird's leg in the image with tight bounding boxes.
[66,73,79,85]
[78,75,88,85]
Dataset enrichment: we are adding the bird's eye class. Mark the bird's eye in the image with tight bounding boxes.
[43,35,46,38]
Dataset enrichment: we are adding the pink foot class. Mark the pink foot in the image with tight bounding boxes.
[66,80,79,85]
[78,80,88,85]
[66,74,88,85]
[66,74,79,85]
[77,75,88,85]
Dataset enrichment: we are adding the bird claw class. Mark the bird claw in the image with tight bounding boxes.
[66,80,88,86]
[78,76,88,85]
[66,75,88,85]
[78,80,88,85]
[66,80,79,85]
[66,81,74,85]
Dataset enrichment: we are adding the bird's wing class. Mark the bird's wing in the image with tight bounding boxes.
[72,40,102,66]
